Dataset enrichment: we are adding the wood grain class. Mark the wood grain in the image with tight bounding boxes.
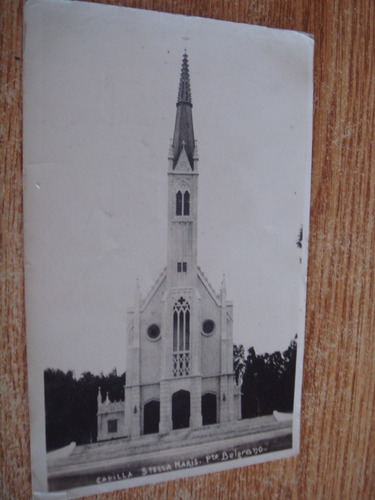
[1,0,374,498]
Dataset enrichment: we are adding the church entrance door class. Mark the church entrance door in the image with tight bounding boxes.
[172,390,190,430]
[202,393,217,425]
[143,400,160,435]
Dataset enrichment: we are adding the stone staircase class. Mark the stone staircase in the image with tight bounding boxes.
[49,415,292,469]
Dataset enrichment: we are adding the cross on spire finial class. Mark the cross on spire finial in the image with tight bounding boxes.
[182,35,190,50]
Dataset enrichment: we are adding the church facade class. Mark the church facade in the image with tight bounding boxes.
[97,53,241,442]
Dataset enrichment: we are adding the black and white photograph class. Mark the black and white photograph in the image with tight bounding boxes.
[23,1,313,497]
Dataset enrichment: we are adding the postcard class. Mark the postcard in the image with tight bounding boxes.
[23,1,313,497]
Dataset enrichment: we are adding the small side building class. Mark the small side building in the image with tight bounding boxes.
[97,390,125,441]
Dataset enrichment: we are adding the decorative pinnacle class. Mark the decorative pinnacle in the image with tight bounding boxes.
[135,278,141,306]
[221,273,227,300]
[193,139,199,160]
[168,138,174,159]
[221,273,226,288]
[177,52,192,105]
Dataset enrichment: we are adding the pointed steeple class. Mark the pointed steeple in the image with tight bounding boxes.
[172,52,195,169]
[177,52,192,104]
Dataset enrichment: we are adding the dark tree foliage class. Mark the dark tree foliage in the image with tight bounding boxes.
[97,368,125,403]
[44,369,75,451]
[233,344,245,385]
[71,372,98,447]
[235,335,297,419]
[44,368,125,452]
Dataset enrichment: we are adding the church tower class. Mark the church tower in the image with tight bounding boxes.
[98,53,241,442]
[167,51,199,291]
[161,52,202,433]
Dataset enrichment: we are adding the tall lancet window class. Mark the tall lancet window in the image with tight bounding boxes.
[183,191,190,216]
[176,191,182,216]
[176,190,190,216]
[172,297,190,377]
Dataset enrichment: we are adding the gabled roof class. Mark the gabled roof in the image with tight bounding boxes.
[197,266,222,306]
[137,266,231,311]
[141,267,167,311]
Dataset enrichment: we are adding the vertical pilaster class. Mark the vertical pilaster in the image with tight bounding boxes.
[124,386,131,437]
[130,386,141,438]
[160,291,169,380]
[124,281,142,437]
[226,374,235,422]
[219,375,229,423]
[124,385,141,438]
[160,291,172,433]
[190,376,202,428]
[191,288,201,376]
[159,380,172,433]
[220,274,228,374]
[234,384,242,420]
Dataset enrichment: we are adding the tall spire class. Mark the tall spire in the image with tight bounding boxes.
[172,52,195,169]
[177,51,192,105]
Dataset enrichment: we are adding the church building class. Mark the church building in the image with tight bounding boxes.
[97,53,241,442]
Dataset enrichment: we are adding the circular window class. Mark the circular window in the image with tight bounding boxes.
[147,324,160,341]
[202,319,215,335]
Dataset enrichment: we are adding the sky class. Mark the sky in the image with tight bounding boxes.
[24,0,313,377]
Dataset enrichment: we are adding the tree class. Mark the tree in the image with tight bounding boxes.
[238,336,297,419]
[44,368,125,450]
[241,346,263,418]
[72,372,98,445]
[233,344,245,385]
[98,368,125,403]
[278,335,297,412]
[44,369,75,451]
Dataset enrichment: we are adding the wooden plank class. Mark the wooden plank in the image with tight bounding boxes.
[1,0,374,498]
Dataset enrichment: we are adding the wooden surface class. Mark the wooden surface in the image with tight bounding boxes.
[1,0,374,498]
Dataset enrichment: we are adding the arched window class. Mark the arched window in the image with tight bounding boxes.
[176,190,190,216]
[172,390,190,429]
[143,400,160,435]
[202,393,217,425]
[183,191,190,215]
[177,262,187,273]
[172,297,190,377]
[176,191,182,216]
